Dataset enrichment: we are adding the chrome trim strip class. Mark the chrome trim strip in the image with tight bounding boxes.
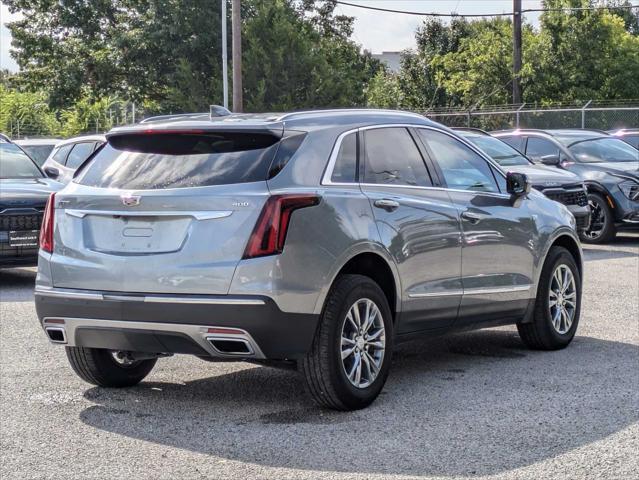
[65,210,233,220]
[40,317,266,359]
[35,287,266,306]
[408,284,532,298]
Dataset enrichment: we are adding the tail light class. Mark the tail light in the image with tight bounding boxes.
[243,194,320,259]
[39,193,55,253]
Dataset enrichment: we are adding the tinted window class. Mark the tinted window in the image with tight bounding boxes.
[417,130,498,193]
[463,135,530,166]
[623,135,639,149]
[498,135,524,151]
[363,128,431,187]
[51,144,72,164]
[66,142,97,169]
[268,133,306,179]
[526,137,560,160]
[568,138,639,163]
[0,143,43,178]
[331,132,357,183]
[20,145,55,166]
[77,132,279,189]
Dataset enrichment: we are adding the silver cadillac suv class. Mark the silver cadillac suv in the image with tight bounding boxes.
[35,110,583,410]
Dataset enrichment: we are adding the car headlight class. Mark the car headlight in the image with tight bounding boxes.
[619,180,639,201]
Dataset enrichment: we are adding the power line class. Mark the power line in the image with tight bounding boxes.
[334,1,639,18]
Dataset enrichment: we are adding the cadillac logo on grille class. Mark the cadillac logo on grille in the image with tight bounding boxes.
[121,194,141,207]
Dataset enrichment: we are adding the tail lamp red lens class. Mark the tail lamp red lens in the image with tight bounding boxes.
[243,194,320,259]
[39,193,55,253]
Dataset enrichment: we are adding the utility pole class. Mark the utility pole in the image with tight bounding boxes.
[232,0,243,112]
[221,0,229,109]
[512,0,523,104]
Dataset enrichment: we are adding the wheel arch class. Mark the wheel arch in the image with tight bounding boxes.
[313,245,401,319]
[539,230,583,285]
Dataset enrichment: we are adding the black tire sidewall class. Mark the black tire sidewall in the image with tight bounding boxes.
[536,248,582,346]
[326,277,394,407]
[581,193,615,244]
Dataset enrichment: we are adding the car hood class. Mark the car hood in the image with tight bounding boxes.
[0,178,63,209]
[583,161,639,179]
[502,164,580,187]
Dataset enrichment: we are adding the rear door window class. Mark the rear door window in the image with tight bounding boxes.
[77,132,280,189]
[362,127,432,187]
[66,142,97,169]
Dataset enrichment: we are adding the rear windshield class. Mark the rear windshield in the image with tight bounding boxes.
[77,132,281,189]
[463,134,531,166]
[0,143,44,179]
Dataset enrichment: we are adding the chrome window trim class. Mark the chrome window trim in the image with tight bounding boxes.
[65,210,233,220]
[321,124,511,198]
[35,286,266,305]
[408,284,531,298]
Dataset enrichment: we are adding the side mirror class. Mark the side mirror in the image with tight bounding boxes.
[43,166,60,178]
[506,171,531,196]
[539,154,560,165]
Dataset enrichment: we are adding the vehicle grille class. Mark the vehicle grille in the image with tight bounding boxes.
[543,190,588,207]
[0,213,43,232]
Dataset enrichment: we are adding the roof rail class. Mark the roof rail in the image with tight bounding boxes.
[139,105,232,124]
[276,108,426,122]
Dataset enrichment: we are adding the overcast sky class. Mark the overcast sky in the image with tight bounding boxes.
[1,0,544,72]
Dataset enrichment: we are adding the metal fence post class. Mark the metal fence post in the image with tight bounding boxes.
[582,100,592,129]
[516,103,526,128]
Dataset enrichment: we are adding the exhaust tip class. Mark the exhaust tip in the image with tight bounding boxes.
[207,337,253,355]
[45,327,66,344]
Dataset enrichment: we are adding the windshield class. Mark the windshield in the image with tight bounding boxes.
[0,143,44,179]
[569,138,639,163]
[463,135,531,166]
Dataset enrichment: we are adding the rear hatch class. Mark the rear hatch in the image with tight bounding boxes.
[49,129,282,294]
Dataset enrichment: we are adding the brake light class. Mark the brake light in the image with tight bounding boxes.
[243,194,320,259]
[39,193,55,253]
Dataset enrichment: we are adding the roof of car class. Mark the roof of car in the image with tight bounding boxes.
[56,134,106,147]
[452,127,491,137]
[14,138,62,146]
[491,128,610,145]
[608,128,639,136]
[110,109,437,136]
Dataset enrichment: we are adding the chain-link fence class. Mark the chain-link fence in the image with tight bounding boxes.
[421,101,639,131]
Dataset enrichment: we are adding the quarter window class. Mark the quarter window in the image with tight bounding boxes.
[362,128,431,187]
[416,129,498,193]
[331,132,357,183]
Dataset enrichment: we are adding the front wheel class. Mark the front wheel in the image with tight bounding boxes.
[517,246,581,350]
[66,347,157,387]
[301,274,394,410]
[580,192,616,244]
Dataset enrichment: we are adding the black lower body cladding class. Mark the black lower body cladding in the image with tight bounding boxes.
[35,291,319,360]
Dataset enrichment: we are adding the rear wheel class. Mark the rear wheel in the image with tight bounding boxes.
[580,192,616,244]
[301,274,393,410]
[517,246,581,350]
[66,347,157,387]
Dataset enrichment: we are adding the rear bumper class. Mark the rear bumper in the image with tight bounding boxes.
[35,287,319,360]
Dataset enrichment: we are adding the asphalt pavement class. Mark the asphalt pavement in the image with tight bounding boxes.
[1,234,638,480]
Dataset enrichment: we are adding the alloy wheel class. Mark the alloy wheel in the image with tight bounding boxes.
[583,198,606,240]
[548,264,577,334]
[340,298,386,389]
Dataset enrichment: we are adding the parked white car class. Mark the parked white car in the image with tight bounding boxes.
[41,134,106,184]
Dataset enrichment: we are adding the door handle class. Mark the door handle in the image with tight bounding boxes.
[461,211,483,224]
[374,199,400,212]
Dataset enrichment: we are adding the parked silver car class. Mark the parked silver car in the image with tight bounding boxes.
[41,134,105,184]
[35,110,583,410]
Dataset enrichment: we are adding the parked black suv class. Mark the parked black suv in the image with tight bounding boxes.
[493,129,639,243]
[455,128,590,233]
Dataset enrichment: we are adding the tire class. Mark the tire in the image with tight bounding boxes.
[301,274,394,410]
[517,246,581,350]
[65,347,157,387]
[580,192,616,244]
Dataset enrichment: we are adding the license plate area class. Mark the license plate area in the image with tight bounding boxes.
[9,230,40,248]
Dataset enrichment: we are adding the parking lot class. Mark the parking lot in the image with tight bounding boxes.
[0,234,637,480]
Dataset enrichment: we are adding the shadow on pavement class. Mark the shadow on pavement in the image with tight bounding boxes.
[79,329,639,477]
[0,267,36,302]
